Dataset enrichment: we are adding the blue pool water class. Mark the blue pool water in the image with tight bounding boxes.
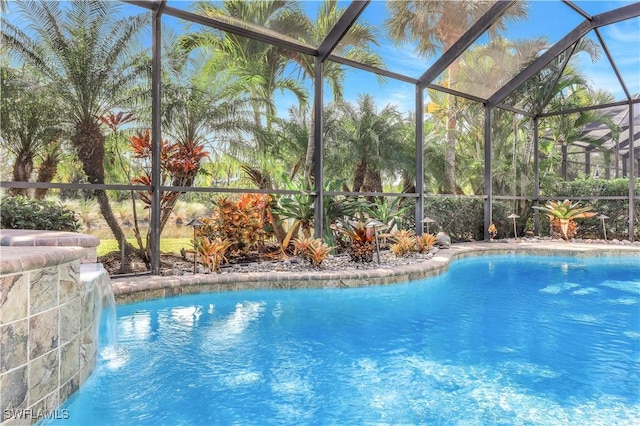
[47,255,639,425]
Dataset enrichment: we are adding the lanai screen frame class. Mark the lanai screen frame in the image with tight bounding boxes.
[2,0,639,274]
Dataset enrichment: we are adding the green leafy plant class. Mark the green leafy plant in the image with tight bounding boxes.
[273,192,314,249]
[364,197,412,231]
[545,177,640,239]
[0,195,80,231]
[389,230,416,257]
[534,199,597,240]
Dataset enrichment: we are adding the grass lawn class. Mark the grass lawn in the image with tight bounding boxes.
[97,238,192,257]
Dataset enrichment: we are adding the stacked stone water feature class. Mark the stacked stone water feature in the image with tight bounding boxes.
[0,230,109,424]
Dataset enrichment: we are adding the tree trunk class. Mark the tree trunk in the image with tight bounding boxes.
[72,118,135,254]
[443,58,460,194]
[34,148,59,200]
[10,149,34,197]
[444,109,457,194]
[353,160,366,193]
[363,168,382,193]
[303,104,315,184]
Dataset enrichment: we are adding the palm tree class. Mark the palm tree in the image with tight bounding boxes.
[512,39,618,181]
[116,31,252,260]
[427,36,547,195]
[185,0,310,139]
[34,142,64,200]
[286,0,383,184]
[0,66,63,196]
[540,86,616,180]
[386,0,527,194]
[1,1,148,253]
[326,94,407,193]
[181,0,313,244]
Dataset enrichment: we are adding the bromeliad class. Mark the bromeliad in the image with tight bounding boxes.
[534,200,597,240]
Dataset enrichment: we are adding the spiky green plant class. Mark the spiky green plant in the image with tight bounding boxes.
[534,199,597,240]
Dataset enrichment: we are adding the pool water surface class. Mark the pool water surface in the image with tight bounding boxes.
[46,255,640,425]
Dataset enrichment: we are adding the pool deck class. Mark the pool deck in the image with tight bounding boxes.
[110,241,640,304]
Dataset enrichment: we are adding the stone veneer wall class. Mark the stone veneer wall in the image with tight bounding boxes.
[0,231,102,425]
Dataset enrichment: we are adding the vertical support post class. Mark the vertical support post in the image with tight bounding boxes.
[149,5,163,275]
[585,151,591,176]
[561,144,568,180]
[313,57,324,239]
[615,134,620,178]
[533,117,540,235]
[415,87,425,235]
[483,104,492,240]
[628,101,635,242]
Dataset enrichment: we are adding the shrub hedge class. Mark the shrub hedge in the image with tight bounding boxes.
[0,195,80,231]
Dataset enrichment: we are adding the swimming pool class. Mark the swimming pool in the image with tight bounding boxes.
[46,254,639,425]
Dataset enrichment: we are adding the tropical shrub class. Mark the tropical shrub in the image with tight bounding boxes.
[338,220,376,262]
[129,129,208,253]
[293,236,332,267]
[416,233,437,252]
[197,194,270,257]
[534,199,597,240]
[544,177,639,238]
[196,237,231,272]
[0,195,80,231]
[389,230,416,257]
[364,197,412,231]
[273,192,314,249]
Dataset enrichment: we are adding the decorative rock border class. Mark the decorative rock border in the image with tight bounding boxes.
[112,241,640,304]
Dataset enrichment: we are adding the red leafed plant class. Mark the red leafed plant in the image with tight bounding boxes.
[129,129,209,259]
[98,111,135,133]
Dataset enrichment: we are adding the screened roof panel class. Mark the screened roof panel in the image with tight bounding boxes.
[599,17,640,98]
[335,0,500,81]
[550,31,622,106]
[335,0,429,80]
[163,0,319,53]
[570,0,625,17]
[572,100,639,158]
[499,44,568,114]
[431,0,584,102]
[508,28,626,116]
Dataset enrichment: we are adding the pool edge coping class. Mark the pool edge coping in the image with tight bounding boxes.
[111,242,640,304]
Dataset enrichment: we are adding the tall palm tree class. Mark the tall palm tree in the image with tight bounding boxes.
[427,36,547,195]
[185,0,310,140]
[181,0,312,244]
[285,0,383,184]
[0,66,63,196]
[510,38,618,181]
[386,0,527,194]
[1,1,148,252]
